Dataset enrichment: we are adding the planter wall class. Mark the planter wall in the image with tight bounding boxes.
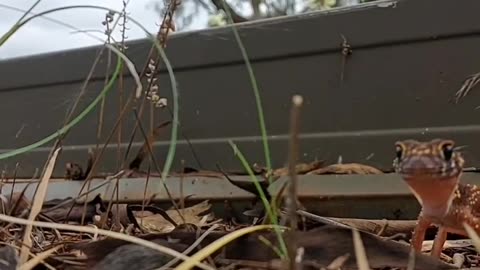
[1,0,480,177]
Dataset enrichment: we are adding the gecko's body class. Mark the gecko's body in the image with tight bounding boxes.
[394,139,480,257]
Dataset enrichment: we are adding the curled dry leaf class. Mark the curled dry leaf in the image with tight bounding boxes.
[267,161,324,179]
[134,200,214,233]
[422,239,473,253]
[252,161,324,181]
[307,163,383,175]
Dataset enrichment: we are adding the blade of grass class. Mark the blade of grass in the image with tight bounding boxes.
[0,5,180,228]
[0,3,108,47]
[0,57,122,160]
[104,44,142,98]
[0,0,41,47]
[221,0,272,180]
[14,0,41,24]
[257,235,284,259]
[0,5,179,183]
[19,147,61,264]
[228,140,288,258]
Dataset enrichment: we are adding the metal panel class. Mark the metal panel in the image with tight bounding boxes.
[1,0,480,177]
[3,173,480,219]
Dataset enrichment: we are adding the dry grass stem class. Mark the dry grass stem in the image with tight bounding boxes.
[174,225,286,270]
[105,44,142,98]
[286,95,303,269]
[406,248,415,270]
[0,213,214,270]
[159,224,220,270]
[326,254,350,269]
[19,147,61,264]
[352,229,371,270]
[463,223,480,253]
[19,245,62,270]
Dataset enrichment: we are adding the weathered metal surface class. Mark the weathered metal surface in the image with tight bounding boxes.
[3,172,480,219]
[1,0,480,179]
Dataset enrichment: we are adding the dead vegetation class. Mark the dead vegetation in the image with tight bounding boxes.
[2,1,480,270]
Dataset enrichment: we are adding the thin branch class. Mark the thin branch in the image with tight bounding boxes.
[211,0,248,22]
[286,95,303,270]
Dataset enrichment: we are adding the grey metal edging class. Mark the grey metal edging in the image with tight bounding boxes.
[4,172,480,203]
[3,172,479,219]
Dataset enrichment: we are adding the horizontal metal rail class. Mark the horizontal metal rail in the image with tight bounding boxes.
[4,172,480,202]
[3,173,480,220]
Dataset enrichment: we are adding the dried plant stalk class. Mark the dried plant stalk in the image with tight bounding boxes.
[19,147,61,264]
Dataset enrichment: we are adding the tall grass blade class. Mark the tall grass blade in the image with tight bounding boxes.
[221,0,272,179]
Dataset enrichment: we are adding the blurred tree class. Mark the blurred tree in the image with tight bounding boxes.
[151,0,378,30]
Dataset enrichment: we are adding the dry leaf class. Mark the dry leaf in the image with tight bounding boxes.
[135,200,213,233]
[268,161,324,179]
[308,163,383,175]
[422,239,473,252]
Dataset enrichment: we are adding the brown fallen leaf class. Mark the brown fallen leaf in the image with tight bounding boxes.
[422,239,474,252]
[308,163,383,175]
[267,160,324,179]
[252,161,324,182]
[135,200,214,233]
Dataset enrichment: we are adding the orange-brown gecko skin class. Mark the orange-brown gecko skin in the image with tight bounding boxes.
[393,139,480,257]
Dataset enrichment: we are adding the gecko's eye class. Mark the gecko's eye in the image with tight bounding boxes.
[395,144,404,160]
[441,142,454,161]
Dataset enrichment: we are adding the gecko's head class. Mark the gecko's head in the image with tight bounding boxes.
[393,139,464,179]
[393,139,464,217]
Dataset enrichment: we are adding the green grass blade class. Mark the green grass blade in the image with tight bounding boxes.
[221,0,272,179]
[0,58,123,160]
[228,140,288,258]
[0,5,179,181]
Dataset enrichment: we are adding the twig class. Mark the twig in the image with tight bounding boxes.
[19,245,62,270]
[174,224,286,270]
[180,160,185,209]
[455,72,480,103]
[140,166,151,227]
[133,109,185,224]
[8,162,19,206]
[159,224,221,269]
[286,95,303,269]
[211,0,248,22]
[128,120,172,170]
[352,229,371,270]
